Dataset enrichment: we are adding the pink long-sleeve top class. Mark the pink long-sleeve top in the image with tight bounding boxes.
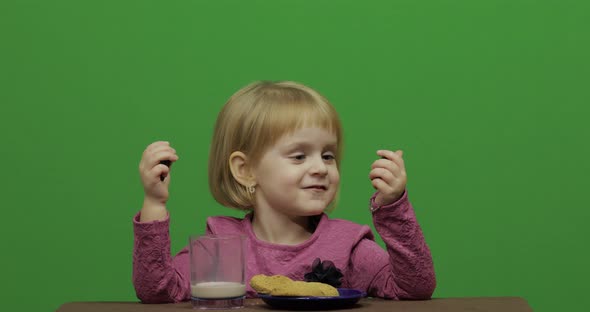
[133,191,436,302]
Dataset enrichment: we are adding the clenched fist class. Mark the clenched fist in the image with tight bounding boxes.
[139,141,179,204]
[369,150,407,207]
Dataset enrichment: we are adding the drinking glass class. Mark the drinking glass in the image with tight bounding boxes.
[189,234,247,309]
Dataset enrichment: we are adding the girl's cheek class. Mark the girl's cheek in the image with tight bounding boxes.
[332,171,341,184]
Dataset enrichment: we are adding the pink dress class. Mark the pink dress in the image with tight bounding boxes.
[133,191,436,302]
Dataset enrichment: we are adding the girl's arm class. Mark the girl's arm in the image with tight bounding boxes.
[132,213,191,303]
[366,191,436,299]
[355,149,435,298]
[133,141,188,302]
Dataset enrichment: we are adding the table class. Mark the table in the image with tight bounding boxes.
[57,297,533,312]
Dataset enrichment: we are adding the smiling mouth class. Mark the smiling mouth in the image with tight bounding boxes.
[304,186,328,191]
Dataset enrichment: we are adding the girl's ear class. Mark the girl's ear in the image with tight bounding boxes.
[229,151,256,187]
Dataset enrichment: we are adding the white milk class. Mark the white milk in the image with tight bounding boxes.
[191,282,246,299]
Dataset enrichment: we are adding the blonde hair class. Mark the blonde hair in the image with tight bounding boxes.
[208,81,343,210]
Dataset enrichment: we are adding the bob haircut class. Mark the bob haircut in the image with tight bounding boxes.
[208,81,343,210]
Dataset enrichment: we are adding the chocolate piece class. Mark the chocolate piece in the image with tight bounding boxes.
[160,160,171,181]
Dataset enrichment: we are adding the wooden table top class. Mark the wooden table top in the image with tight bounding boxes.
[57,297,533,312]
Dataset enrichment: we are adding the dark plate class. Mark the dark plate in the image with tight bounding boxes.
[257,288,366,310]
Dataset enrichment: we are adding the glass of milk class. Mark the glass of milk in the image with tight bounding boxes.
[189,234,247,309]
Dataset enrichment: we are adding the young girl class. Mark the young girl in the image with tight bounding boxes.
[133,81,436,302]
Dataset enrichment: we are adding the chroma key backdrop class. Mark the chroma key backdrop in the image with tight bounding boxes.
[0,1,588,311]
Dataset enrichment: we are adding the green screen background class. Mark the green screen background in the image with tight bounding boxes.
[1,1,588,311]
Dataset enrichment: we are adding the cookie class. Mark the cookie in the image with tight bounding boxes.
[271,281,339,297]
[250,274,339,297]
[250,274,293,294]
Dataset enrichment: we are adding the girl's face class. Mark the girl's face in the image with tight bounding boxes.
[251,127,340,217]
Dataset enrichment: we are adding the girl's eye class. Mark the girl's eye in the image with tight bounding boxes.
[291,154,306,161]
[322,154,335,161]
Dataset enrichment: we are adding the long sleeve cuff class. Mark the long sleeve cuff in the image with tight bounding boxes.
[133,211,170,237]
[369,190,409,215]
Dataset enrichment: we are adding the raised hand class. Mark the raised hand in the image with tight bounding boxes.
[369,150,407,207]
[139,141,179,204]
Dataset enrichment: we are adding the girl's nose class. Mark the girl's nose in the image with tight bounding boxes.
[309,156,328,175]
